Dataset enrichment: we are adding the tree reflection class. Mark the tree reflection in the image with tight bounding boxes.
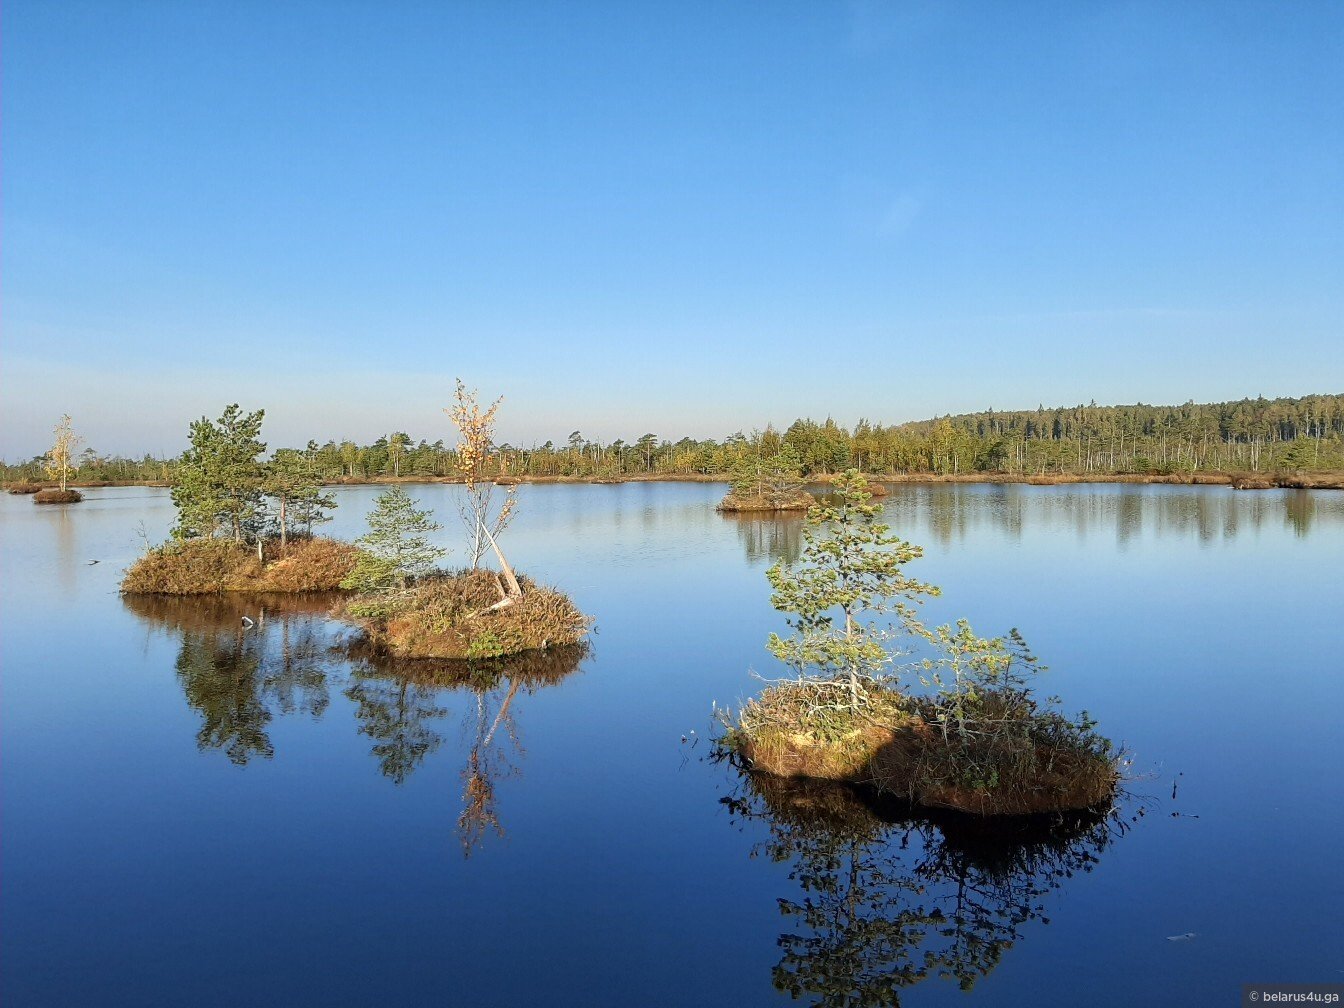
[727,513,805,566]
[125,593,336,764]
[345,641,589,855]
[720,768,1132,1005]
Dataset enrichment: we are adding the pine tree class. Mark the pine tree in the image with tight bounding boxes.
[766,470,940,709]
[342,487,446,591]
[171,405,267,542]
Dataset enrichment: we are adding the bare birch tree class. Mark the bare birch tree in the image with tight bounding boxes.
[45,415,81,491]
[447,380,521,605]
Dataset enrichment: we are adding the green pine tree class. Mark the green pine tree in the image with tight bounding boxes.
[766,470,940,709]
[171,404,267,542]
[342,487,447,591]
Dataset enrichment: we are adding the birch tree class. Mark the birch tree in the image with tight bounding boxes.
[45,415,81,491]
[447,380,520,601]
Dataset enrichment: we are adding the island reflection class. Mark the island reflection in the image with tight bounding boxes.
[123,592,588,854]
[720,767,1133,1005]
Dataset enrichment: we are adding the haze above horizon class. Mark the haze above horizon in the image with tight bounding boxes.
[2,1,1341,458]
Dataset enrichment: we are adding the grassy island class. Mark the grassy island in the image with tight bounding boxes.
[729,679,1116,815]
[336,387,591,661]
[7,481,43,495]
[341,569,590,660]
[718,445,815,512]
[122,536,361,594]
[720,471,1119,817]
[717,488,816,512]
[34,488,83,504]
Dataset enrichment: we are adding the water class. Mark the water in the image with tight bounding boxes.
[3,482,1342,1006]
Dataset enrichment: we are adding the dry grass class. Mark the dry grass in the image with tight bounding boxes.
[121,537,361,595]
[717,489,815,513]
[341,568,591,660]
[729,679,1118,816]
[33,488,83,504]
[6,481,44,494]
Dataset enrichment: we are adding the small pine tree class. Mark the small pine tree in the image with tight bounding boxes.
[766,470,940,709]
[342,487,447,591]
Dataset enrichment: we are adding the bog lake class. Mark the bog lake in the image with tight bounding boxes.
[3,482,1341,1006]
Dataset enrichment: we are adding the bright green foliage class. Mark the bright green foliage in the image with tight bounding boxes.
[263,443,337,549]
[730,444,805,503]
[766,470,940,708]
[341,487,446,591]
[919,622,1044,737]
[171,405,267,542]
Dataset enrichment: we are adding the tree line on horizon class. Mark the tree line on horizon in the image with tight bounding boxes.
[5,393,1342,485]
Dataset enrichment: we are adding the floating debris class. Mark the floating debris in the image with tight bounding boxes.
[1166,933,1197,942]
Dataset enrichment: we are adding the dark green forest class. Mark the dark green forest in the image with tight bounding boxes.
[6,393,1343,484]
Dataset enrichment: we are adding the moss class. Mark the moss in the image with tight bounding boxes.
[121,536,361,595]
[727,679,1118,816]
[338,569,590,660]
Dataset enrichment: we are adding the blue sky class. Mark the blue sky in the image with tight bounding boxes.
[2,0,1341,458]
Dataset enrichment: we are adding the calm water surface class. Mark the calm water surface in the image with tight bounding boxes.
[3,483,1342,1006]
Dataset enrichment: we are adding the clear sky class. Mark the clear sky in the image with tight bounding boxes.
[2,0,1341,458]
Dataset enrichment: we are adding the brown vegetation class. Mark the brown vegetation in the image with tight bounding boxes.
[33,488,83,504]
[717,489,816,513]
[340,569,591,660]
[6,481,43,494]
[729,680,1117,816]
[121,536,361,595]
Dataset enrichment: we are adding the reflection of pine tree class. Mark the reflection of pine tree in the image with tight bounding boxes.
[176,630,273,766]
[731,514,804,566]
[722,773,1120,1006]
[345,676,448,785]
[133,595,337,766]
[263,618,330,719]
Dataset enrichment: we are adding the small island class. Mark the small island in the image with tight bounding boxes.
[719,471,1118,816]
[30,416,84,504]
[717,445,815,512]
[121,386,590,663]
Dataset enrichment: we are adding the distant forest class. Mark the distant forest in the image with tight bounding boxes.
[5,393,1343,484]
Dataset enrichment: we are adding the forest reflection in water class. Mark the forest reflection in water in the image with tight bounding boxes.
[122,593,588,854]
[725,485,1341,564]
[720,768,1135,1007]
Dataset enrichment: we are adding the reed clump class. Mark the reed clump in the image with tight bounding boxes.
[7,481,44,495]
[727,679,1117,816]
[340,568,591,660]
[33,488,83,504]
[121,536,361,594]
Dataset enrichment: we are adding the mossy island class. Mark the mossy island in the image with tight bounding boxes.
[718,471,1119,817]
[34,487,84,504]
[122,536,361,594]
[339,569,590,660]
[120,387,591,663]
[717,443,815,512]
